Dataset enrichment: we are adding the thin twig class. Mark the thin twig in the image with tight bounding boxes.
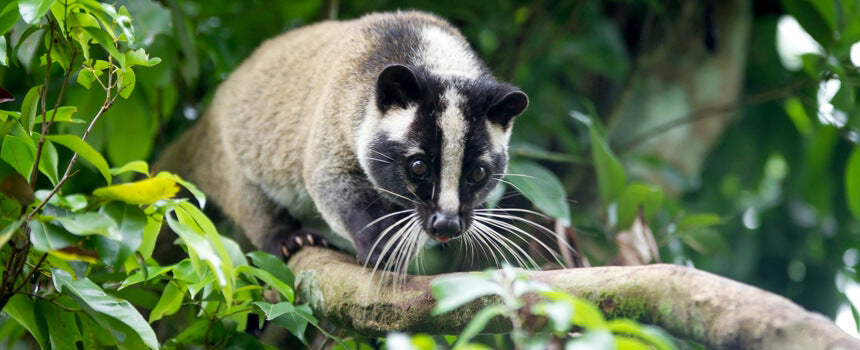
[30,20,56,185]
[12,253,48,294]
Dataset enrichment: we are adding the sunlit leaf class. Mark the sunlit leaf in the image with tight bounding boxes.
[156,171,205,208]
[565,329,614,350]
[118,66,136,98]
[46,134,112,185]
[606,319,678,350]
[18,0,56,24]
[110,160,149,176]
[532,300,573,333]
[0,218,24,249]
[54,212,115,237]
[431,273,505,314]
[52,269,159,349]
[93,177,179,205]
[34,106,83,124]
[0,2,20,37]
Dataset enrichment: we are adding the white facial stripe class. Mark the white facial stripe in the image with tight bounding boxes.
[419,26,481,80]
[380,105,417,142]
[438,89,466,213]
[485,120,512,153]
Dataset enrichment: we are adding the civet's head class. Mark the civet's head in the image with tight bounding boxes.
[357,63,528,243]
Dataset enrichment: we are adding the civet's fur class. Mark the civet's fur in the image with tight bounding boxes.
[159,11,529,267]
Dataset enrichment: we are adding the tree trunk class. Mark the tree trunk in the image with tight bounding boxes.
[288,247,859,350]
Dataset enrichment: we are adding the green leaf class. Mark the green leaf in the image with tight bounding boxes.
[118,66,136,98]
[506,160,571,225]
[157,171,205,208]
[236,265,294,302]
[19,85,41,133]
[606,319,678,350]
[0,2,20,37]
[1,134,36,179]
[93,177,179,205]
[783,97,812,135]
[431,273,505,314]
[32,136,59,186]
[125,48,160,67]
[18,0,56,25]
[0,36,6,66]
[36,298,83,350]
[0,218,24,249]
[676,214,722,233]
[166,211,232,300]
[116,6,134,44]
[29,220,80,252]
[616,183,664,229]
[846,148,860,220]
[46,134,112,185]
[591,127,626,204]
[52,269,159,349]
[110,160,149,176]
[82,26,124,67]
[254,301,295,321]
[247,251,294,287]
[55,212,115,237]
[149,281,185,322]
[4,295,50,349]
[119,264,173,290]
[270,304,310,345]
[34,106,83,124]
[453,304,507,348]
[175,201,234,295]
[100,202,146,266]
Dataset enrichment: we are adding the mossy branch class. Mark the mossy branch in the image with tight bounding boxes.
[288,247,859,350]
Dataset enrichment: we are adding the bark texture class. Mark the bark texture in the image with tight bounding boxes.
[288,247,859,350]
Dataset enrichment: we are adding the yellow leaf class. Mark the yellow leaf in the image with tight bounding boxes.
[93,177,179,205]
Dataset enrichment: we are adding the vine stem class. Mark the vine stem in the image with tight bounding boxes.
[29,20,55,185]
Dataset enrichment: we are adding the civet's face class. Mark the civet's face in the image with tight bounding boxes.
[358,64,528,242]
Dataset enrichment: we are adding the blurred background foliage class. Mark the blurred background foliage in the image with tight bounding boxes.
[2,0,859,336]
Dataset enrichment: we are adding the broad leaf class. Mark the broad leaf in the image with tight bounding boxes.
[46,134,112,184]
[236,265,294,302]
[18,0,56,25]
[4,294,50,349]
[19,85,41,133]
[93,177,179,205]
[52,269,159,349]
[616,183,663,229]
[506,160,571,225]
[247,251,294,287]
[110,160,149,176]
[1,134,35,179]
[149,281,185,322]
[431,273,505,314]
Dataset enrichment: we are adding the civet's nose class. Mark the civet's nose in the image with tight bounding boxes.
[429,212,463,241]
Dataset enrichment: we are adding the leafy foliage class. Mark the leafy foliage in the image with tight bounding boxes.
[0,0,857,348]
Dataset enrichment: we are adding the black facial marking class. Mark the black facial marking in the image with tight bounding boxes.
[376,65,422,111]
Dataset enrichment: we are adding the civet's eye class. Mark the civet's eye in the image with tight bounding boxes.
[410,159,429,178]
[470,166,487,183]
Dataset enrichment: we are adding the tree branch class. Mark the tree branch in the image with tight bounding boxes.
[288,247,859,350]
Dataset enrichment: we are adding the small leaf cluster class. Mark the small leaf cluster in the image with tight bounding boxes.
[0,1,336,349]
[375,266,677,350]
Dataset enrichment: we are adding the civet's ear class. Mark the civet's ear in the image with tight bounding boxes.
[376,64,422,111]
[486,88,528,129]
